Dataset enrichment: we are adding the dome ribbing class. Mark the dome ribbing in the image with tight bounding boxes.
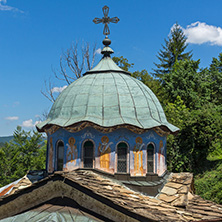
[37,55,179,133]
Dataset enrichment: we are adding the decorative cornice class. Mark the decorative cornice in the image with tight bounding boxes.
[45,121,169,136]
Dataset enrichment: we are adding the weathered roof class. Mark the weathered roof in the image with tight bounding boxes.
[0,197,104,222]
[1,170,222,221]
[158,172,194,207]
[0,176,31,198]
[0,170,46,198]
[37,52,179,133]
[84,53,129,75]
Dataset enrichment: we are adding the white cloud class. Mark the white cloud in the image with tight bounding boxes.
[51,85,67,93]
[0,0,23,13]
[34,120,41,126]
[21,119,41,128]
[95,48,102,55]
[21,119,34,128]
[5,116,19,121]
[182,22,222,46]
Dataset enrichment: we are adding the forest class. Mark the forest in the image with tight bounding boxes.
[0,24,221,204]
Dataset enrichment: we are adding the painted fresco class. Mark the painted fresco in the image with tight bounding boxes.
[64,137,78,171]
[98,136,114,173]
[48,127,167,176]
[157,140,166,175]
[48,137,54,173]
[132,137,145,176]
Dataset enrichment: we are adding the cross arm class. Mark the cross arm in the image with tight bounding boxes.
[110,17,120,23]
[93,18,103,24]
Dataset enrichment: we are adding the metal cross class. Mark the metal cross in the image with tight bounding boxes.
[93,6,120,36]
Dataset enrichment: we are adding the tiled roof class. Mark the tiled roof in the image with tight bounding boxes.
[62,171,222,221]
[0,198,104,222]
[0,176,32,197]
[158,172,194,207]
[0,170,222,221]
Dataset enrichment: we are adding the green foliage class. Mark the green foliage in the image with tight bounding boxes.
[166,99,222,174]
[112,56,134,71]
[165,96,191,172]
[195,162,222,204]
[162,53,222,203]
[0,126,46,187]
[208,140,222,161]
[163,54,222,108]
[163,58,219,109]
[208,53,222,104]
[153,23,192,80]
[163,59,202,108]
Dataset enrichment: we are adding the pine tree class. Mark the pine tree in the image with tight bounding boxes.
[153,23,192,82]
[0,126,46,186]
[208,53,222,104]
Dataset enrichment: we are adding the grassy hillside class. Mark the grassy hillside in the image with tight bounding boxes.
[194,145,222,204]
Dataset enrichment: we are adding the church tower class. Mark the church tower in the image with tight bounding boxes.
[36,5,179,195]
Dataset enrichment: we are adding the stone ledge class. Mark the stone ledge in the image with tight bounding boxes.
[157,172,194,208]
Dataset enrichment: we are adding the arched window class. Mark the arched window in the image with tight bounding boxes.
[56,141,64,171]
[147,144,154,173]
[117,142,128,173]
[83,141,94,168]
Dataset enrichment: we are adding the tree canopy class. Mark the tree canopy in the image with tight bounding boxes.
[208,53,222,104]
[112,56,134,71]
[153,23,192,81]
[0,126,46,187]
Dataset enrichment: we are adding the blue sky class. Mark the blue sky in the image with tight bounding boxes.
[1,0,222,136]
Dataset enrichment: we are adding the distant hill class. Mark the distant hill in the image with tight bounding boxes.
[0,136,14,145]
[0,136,46,146]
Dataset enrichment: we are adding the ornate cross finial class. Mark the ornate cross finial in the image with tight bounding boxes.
[93,6,120,36]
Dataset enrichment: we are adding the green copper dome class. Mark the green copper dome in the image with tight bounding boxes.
[37,44,178,133]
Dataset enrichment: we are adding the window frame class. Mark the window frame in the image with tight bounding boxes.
[56,140,64,171]
[82,139,95,168]
[115,141,129,173]
[146,142,155,174]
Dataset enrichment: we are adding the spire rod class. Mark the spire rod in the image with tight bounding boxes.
[93,6,120,36]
